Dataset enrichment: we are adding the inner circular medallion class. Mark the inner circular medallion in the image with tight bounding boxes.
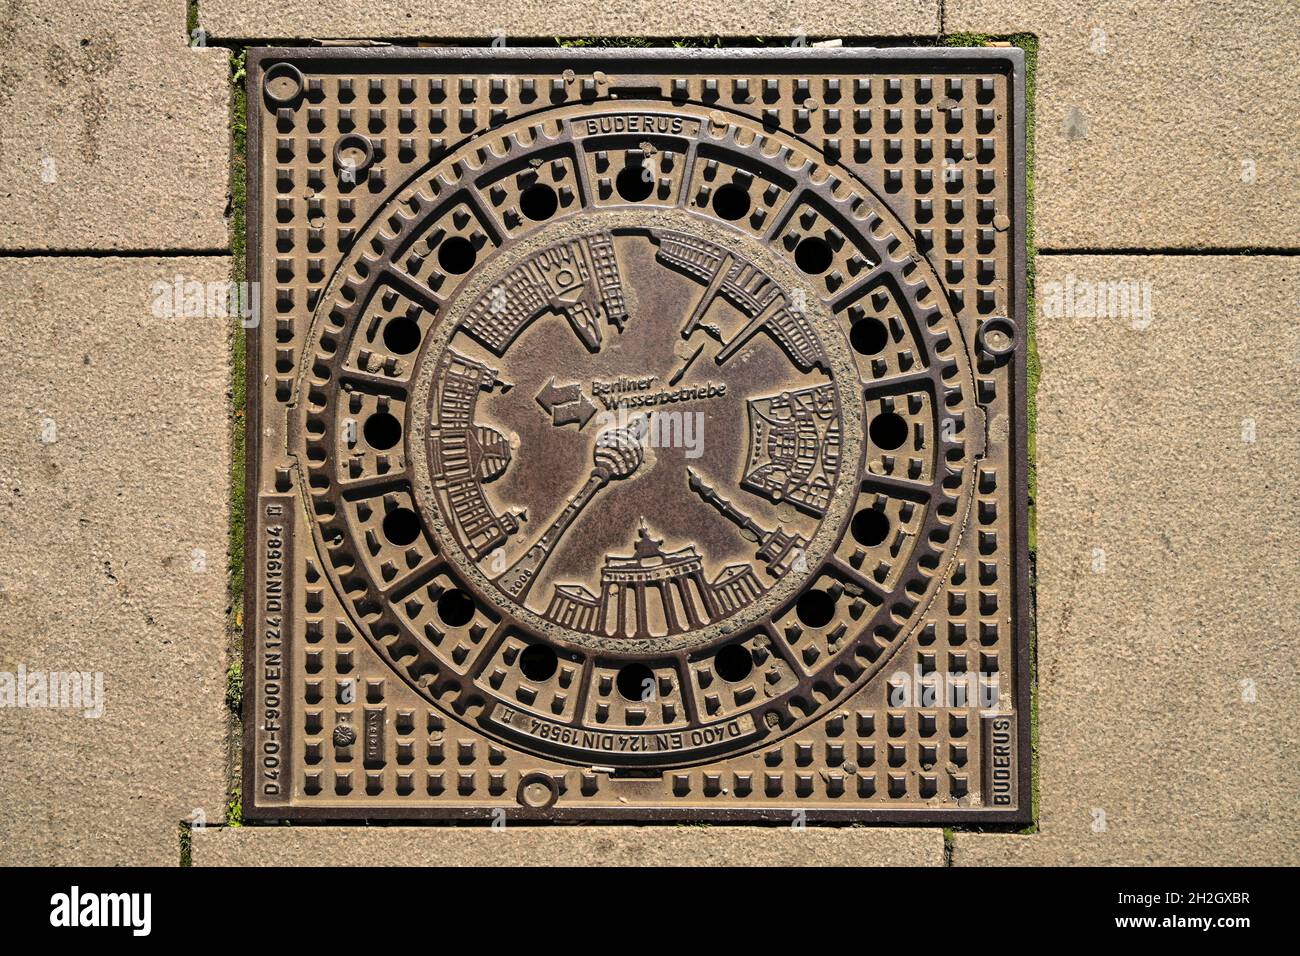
[410,209,864,655]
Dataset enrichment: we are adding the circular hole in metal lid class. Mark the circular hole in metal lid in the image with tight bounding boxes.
[263,62,306,106]
[516,772,560,809]
[977,315,1017,359]
[333,133,375,179]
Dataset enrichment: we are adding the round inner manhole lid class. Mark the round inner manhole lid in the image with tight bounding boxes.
[408,208,863,658]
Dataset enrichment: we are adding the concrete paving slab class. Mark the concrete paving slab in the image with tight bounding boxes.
[193,823,943,865]
[0,1,230,251]
[947,1,1300,249]
[199,1,939,41]
[954,255,1300,866]
[0,257,232,866]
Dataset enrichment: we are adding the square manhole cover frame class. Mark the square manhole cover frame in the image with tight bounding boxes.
[242,45,1032,824]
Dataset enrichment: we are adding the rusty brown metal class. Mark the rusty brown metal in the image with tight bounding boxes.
[243,46,1031,823]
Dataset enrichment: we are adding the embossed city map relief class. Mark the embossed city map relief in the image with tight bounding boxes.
[244,47,1031,822]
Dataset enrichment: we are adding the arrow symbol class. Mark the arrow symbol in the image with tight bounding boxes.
[536,377,596,429]
[553,394,597,429]
[536,377,582,415]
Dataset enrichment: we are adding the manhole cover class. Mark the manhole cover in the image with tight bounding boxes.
[243,46,1030,822]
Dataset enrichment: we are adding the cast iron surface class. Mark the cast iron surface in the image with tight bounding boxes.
[244,46,1031,822]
